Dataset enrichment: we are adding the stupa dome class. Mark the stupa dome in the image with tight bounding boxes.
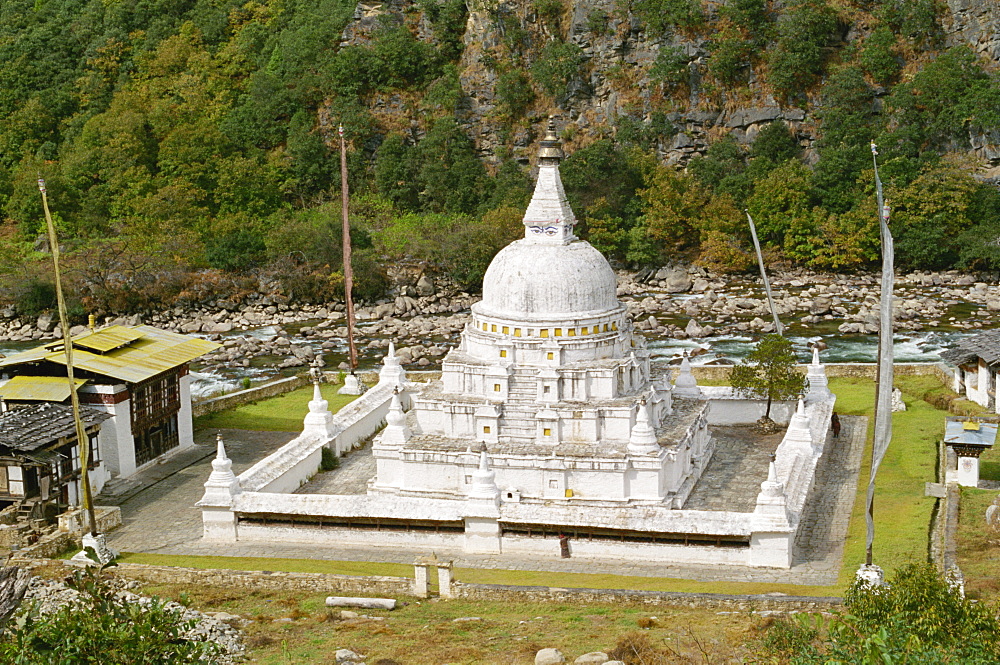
[476,239,619,320]
[472,117,622,322]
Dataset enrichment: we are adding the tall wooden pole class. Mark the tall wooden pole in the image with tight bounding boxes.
[339,125,358,371]
[38,178,98,537]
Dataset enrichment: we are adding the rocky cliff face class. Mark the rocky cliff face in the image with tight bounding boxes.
[329,0,1000,170]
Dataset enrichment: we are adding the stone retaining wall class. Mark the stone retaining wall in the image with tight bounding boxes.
[451,582,841,611]
[192,376,309,418]
[114,563,413,596]
[11,530,73,560]
[109,562,841,610]
[687,362,952,384]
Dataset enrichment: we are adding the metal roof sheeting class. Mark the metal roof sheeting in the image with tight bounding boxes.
[69,326,145,353]
[0,325,220,384]
[944,418,998,448]
[0,376,87,402]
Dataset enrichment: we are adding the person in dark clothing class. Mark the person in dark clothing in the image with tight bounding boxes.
[558,534,571,558]
[831,412,841,438]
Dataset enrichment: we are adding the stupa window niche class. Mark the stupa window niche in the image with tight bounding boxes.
[582,326,589,335]
[491,324,497,332]
[547,352,554,360]
[555,328,562,337]
[493,384,501,392]
[502,326,509,334]
[514,328,521,337]
[540,329,549,338]
[500,350,508,358]
[568,329,576,336]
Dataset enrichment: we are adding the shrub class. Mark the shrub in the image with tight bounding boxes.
[859,25,900,84]
[531,40,584,97]
[0,565,222,664]
[766,0,839,97]
[16,279,57,318]
[495,68,535,118]
[320,446,340,471]
[633,0,704,35]
[759,564,1000,663]
[649,46,689,89]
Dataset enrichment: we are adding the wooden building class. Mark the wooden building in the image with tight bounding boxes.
[0,325,219,493]
[0,401,111,515]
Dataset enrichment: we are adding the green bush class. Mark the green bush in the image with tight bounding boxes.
[707,26,753,85]
[860,25,901,84]
[878,0,941,47]
[0,565,221,664]
[321,446,340,471]
[16,279,57,318]
[585,8,610,36]
[649,46,689,88]
[766,0,840,97]
[633,0,704,34]
[531,40,584,97]
[495,68,535,118]
[759,564,1000,663]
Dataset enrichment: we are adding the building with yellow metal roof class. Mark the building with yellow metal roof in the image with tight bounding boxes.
[0,325,220,488]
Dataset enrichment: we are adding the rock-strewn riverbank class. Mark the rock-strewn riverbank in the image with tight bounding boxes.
[2,266,996,378]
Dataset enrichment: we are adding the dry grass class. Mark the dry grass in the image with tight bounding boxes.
[133,581,756,664]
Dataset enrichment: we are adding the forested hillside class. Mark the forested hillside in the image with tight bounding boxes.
[2,0,1000,317]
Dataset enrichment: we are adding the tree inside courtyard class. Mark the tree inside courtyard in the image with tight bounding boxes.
[729,334,805,429]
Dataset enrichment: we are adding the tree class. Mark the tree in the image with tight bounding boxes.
[729,334,805,423]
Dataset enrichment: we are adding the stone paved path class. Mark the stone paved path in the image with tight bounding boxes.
[684,426,784,511]
[99,418,866,586]
[294,444,375,495]
[100,428,296,553]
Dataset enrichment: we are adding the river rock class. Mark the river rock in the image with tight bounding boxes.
[685,319,708,338]
[36,312,55,332]
[203,321,234,334]
[574,652,610,664]
[808,297,832,315]
[335,649,365,663]
[535,648,566,665]
[661,268,693,293]
[416,274,435,296]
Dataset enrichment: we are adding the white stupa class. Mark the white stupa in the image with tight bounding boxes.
[372,119,712,508]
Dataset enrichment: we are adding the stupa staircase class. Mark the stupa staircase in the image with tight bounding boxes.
[498,369,542,442]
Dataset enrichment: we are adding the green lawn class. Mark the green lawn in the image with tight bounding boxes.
[956,486,1000,601]
[831,375,942,585]
[193,383,358,431]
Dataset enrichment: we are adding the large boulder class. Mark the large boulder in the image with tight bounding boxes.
[574,653,609,664]
[416,274,435,296]
[535,648,566,665]
[661,268,693,294]
[808,297,832,315]
[36,312,55,332]
[685,319,708,338]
